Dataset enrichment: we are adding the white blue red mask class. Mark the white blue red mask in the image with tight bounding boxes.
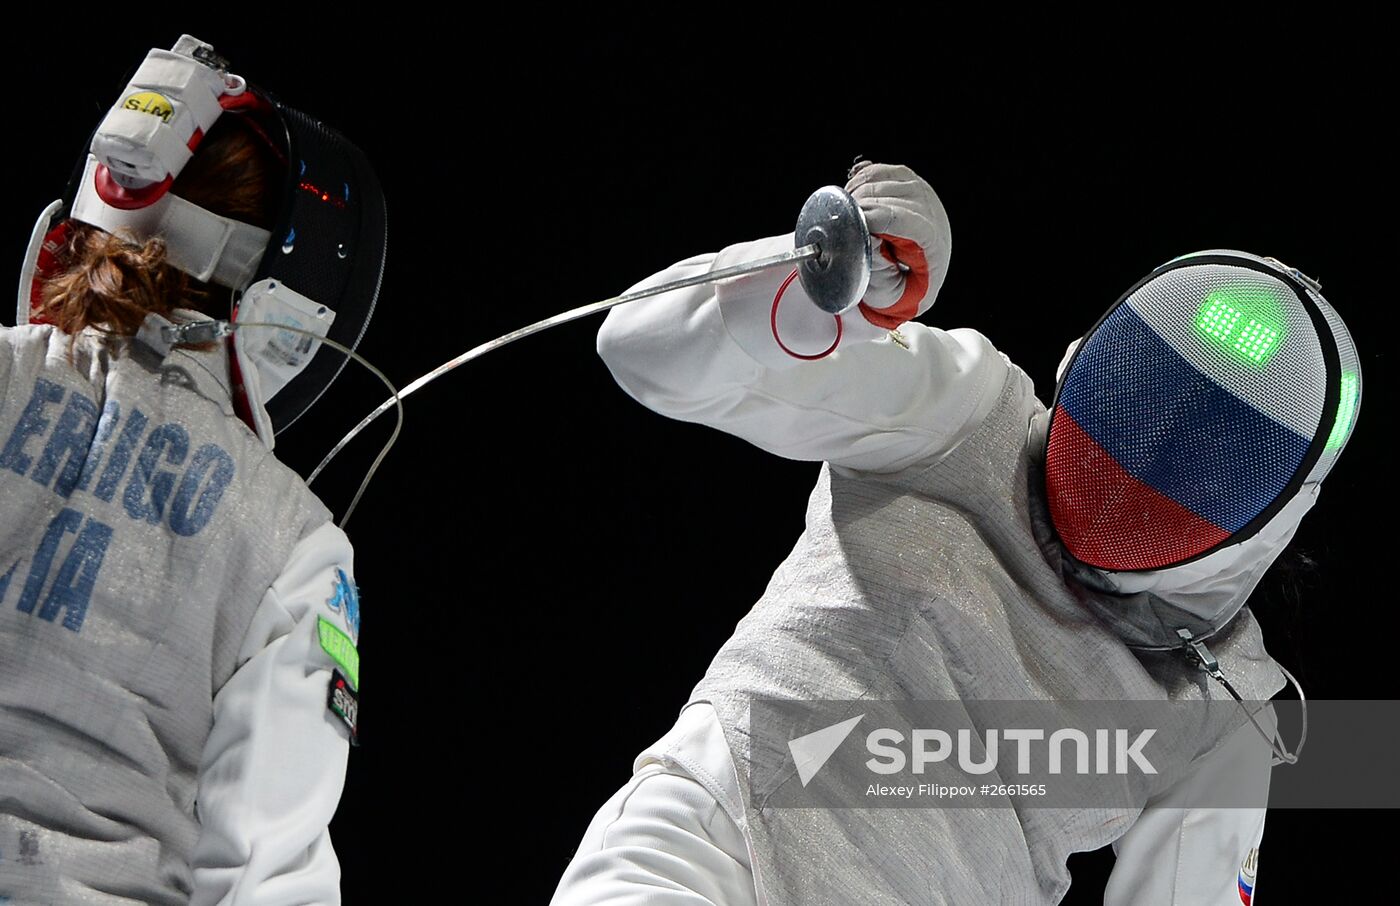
[1045,250,1360,621]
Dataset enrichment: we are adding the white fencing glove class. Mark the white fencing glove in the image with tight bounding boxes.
[845,160,952,328]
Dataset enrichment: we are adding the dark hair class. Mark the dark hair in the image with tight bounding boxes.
[37,114,283,342]
[1249,546,1320,683]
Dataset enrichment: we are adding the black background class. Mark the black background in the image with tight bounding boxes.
[4,16,1392,904]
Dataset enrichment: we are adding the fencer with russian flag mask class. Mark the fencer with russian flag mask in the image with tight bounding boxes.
[551,161,1360,904]
[1,35,383,904]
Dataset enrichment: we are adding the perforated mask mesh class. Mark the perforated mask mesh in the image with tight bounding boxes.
[1045,255,1359,571]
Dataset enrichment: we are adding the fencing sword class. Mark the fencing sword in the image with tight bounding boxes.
[305,183,874,485]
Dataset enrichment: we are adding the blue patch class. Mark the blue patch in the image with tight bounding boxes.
[327,568,360,640]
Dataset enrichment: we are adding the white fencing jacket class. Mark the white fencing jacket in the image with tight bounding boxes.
[0,319,356,905]
[553,234,1283,905]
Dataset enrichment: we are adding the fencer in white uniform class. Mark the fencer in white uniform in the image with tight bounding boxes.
[0,314,363,906]
[1,34,377,904]
[549,161,1355,904]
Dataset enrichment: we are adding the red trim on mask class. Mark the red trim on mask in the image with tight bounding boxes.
[24,220,75,324]
[219,91,272,114]
[93,164,173,210]
[219,91,288,165]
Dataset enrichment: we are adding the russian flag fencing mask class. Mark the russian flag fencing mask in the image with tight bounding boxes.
[1044,251,1361,577]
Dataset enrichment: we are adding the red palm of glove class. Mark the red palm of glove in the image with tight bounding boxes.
[859,234,929,329]
[845,161,950,330]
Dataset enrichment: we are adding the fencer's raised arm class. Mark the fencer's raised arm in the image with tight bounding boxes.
[596,162,1009,473]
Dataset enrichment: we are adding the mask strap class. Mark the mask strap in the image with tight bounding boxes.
[1178,629,1308,766]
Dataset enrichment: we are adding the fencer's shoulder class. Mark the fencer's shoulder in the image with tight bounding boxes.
[268,520,357,617]
[280,520,354,569]
[0,322,118,400]
[634,702,746,831]
[1199,605,1288,701]
[0,321,53,339]
[236,519,358,666]
[243,446,333,522]
[0,321,64,364]
[0,322,38,378]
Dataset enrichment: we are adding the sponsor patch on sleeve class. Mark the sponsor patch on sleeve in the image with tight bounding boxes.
[327,669,360,746]
[317,615,359,690]
[325,567,361,643]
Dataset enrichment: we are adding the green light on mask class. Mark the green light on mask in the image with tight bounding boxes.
[1195,288,1286,366]
[1325,371,1359,450]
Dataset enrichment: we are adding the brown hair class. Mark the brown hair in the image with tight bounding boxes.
[37,114,284,341]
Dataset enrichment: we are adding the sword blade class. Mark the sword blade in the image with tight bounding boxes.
[308,243,821,484]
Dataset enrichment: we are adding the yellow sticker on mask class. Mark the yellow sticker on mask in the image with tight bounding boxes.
[122,91,174,123]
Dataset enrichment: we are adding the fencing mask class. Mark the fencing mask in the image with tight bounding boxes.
[17,34,387,449]
[1043,250,1361,649]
